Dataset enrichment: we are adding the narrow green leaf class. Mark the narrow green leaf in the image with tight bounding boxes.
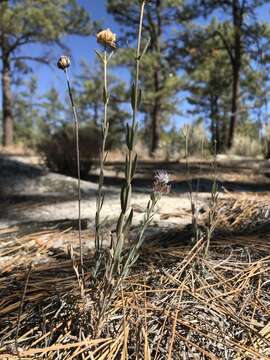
[130,123,138,149]
[126,123,129,148]
[129,128,135,150]
[126,123,133,150]
[141,38,151,59]
[95,50,104,63]
[211,182,217,194]
[121,185,126,211]
[125,154,128,178]
[107,51,114,62]
[131,82,136,110]
[100,194,105,209]
[137,88,142,109]
[124,184,132,212]
[131,153,137,179]
[116,213,124,239]
[103,86,108,104]
[123,209,133,235]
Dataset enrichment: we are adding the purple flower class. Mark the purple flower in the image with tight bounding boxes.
[153,170,171,195]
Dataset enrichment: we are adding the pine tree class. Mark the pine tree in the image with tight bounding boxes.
[181,21,232,152]
[0,0,93,146]
[39,87,66,138]
[180,7,270,151]
[13,76,41,147]
[107,0,183,155]
[192,0,270,148]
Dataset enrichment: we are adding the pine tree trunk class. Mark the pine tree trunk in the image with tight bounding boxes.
[210,96,221,153]
[215,117,220,153]
[149,0,162,156]
[214,98,220,153]
[227,0,241,149]
[150,70,161,155]
[210,96,215,148]
[227,65,240,149]
[2,56,13,146]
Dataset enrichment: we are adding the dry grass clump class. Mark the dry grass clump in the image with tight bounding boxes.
[0,230,270,359]
[206,198,270,234]
[0,143,34,156]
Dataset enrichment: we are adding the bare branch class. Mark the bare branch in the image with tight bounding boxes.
[10,55,50,65]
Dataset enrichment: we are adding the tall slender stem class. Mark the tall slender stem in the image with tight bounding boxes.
[64,68,84,283]
[95,51,109,253]
[133,0,145,128]
[111,0,146,277]
[184,126,198,243]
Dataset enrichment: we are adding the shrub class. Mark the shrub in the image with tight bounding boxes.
[38,124,100,177]
[186,122,209,156]
[230,134,262,157]
[262,125,270,159]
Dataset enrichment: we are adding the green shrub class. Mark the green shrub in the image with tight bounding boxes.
[38,124,100,177]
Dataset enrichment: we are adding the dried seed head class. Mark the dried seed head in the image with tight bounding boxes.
[153,170,171,195]
[57,55,70,70]
[96,28,116,49]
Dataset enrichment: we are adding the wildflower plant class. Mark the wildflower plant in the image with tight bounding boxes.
[118,171,171,281]
[183,125,200,244]
[182,125,219,256]
[97,170,171,329]
[94,29,116,254]
[57,55,85,285]
[91,1,168,327]
[57,1,168,322]
[204,141,219,256]
[105,0,150,282]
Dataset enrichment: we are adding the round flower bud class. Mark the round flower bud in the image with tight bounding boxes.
[57,55,71,70]
[96,29,116,49]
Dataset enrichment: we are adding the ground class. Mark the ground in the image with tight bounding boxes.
[0,152,270,359]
